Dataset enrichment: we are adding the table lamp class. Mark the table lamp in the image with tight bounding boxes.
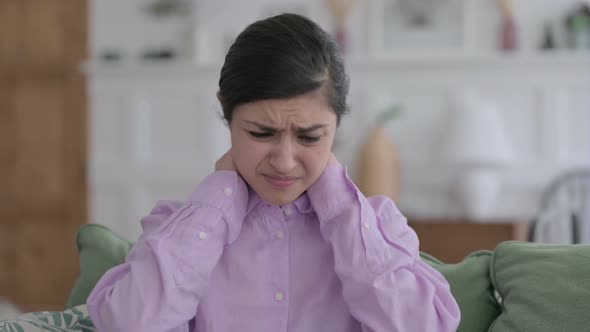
[443,92,514,220]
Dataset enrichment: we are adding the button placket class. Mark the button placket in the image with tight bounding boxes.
[268,205,289,309]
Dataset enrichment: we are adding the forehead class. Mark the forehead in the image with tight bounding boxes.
[234,91,335,126]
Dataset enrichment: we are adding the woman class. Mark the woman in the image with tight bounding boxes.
[87,13,460,332]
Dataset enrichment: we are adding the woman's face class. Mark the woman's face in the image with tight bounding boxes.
[229,90,337,206]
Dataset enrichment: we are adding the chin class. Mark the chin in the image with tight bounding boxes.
[247,176,305,206]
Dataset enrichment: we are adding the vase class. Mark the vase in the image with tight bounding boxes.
[356,125,401,202]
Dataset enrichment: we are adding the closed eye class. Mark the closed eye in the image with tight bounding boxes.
[248,131,274,139]
[299,135,320,143]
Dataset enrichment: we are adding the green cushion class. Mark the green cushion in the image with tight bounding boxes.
[421,251,501,332]
[0,304,94,331]
[66,224,133,308]
[489,241,590,331]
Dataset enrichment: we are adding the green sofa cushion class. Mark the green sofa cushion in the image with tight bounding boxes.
[66,224,133,308]
[489,241,590,331]
[421,251,501,332]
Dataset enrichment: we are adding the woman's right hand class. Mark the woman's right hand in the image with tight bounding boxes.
[215,150,237,172]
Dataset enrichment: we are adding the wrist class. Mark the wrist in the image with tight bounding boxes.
[308,164,357,221]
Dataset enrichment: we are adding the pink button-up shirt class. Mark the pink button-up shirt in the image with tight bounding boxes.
[87,165,460,331]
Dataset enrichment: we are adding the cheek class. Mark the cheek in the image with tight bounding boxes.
[230,135,266,173]
[303,144,332,175]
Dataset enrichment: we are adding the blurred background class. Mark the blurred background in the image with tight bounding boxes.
[1,0,589,314]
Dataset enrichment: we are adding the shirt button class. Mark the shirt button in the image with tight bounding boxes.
[363,222,370,229]
[283,207,294,216]
[223,187,233,196]
[275,292,285,302]
[198,231,208,240]
[276,231,284,239]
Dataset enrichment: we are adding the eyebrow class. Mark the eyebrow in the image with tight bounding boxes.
[243,120,327,133]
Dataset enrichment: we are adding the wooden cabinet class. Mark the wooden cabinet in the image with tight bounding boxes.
[409,219,529,264]
[0,0,88,311]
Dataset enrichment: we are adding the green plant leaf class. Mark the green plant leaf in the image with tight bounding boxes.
[376,104,402,125]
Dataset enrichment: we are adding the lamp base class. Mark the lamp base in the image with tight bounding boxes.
[455,168,501,221]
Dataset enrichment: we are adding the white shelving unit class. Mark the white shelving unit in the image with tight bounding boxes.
[83,50,590,76]
[87,0,590,240]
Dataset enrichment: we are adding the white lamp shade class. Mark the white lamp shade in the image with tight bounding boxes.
[443,93,514,167]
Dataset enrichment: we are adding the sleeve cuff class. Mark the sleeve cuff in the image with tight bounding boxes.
[188,171,249,225]
[307,164,358,222]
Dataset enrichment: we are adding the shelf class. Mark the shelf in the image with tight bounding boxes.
[81,51,590,77]
[346,51,590,71]
[80,60,222,77]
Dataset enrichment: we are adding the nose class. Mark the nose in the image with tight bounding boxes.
[268,137,298,175]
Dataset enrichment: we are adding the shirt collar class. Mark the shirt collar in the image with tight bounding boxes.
[292,192,312,214]
[246,186,313,216]
[246,186,262,216]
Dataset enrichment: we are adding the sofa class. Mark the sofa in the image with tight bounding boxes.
[2,223,590,331]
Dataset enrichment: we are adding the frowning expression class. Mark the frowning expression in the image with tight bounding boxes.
[229,90,337,206]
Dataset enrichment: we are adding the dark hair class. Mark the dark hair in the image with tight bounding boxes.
[218,13,349,125]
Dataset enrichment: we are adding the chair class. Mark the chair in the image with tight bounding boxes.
[528,168,590,244]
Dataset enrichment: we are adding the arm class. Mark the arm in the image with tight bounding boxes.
[307,164,460,332]
[87,171,248,332]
